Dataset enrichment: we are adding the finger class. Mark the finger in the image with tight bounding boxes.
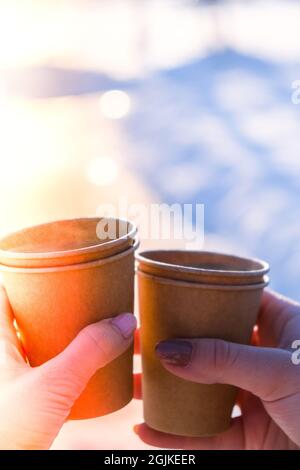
[42,313,136,398]
[250,326,259,346]
[235,389,244,409]
[134,372,142,399]
[257,289,300,348]
[0,286,26,363]
[237,390,273,446]
[134,417,244,450]
[134,328,140,355]
[155,338,299,402]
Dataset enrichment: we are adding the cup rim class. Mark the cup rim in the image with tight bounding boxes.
[0,217,137,262]
[0,239,139,274]
[136,249,269,279]
[137,269,269,291]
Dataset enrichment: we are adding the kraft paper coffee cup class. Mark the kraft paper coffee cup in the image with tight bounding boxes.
[137,250,269,437]
[136,250,269,286]
[1,241,138,419]
[0,217,137,268]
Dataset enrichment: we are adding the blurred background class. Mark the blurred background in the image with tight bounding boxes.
[1,0,300,449]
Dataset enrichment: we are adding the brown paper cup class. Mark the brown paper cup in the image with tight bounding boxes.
[136,250,269,285]
[1,242,138,419]
[0,217,137,268]
[137,251,269,437]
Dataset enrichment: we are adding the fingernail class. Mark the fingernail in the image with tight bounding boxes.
[133,424,140,435]
[111,313,137,339]
[155,340,193,367]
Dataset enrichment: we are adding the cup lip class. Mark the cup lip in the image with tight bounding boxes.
[136,249,269,279]
[137,269,269,291]
[0,217,137,262]
[0,239,139,274]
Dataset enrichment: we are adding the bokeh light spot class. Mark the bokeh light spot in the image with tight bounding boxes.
[99,90,131,119]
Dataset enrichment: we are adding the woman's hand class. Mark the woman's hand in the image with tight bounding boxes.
[134,290,300,449]
[0,286,136,450]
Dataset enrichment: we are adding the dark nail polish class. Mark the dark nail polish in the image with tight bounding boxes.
[155,340,192,367]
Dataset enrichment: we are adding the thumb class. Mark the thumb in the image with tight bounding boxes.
[40,313,136,399]
[155,338,297,402]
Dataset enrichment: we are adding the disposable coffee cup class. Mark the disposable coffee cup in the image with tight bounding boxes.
[1,240,138,419]
[0,217,137,268]
[137,250,269,437]
[136,250,269,286]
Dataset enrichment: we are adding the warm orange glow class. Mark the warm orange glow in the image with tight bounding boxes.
[86,156,119,186]
[0,98,57,185]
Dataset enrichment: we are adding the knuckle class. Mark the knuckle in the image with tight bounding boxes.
[212,340,227,372]
[210,339,238,380]
[81,324,115,364]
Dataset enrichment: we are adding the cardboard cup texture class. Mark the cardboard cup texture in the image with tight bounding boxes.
[136,250,269,286]
[137,251,269,437]
[0,217,137,268]
[1,244,136,419]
